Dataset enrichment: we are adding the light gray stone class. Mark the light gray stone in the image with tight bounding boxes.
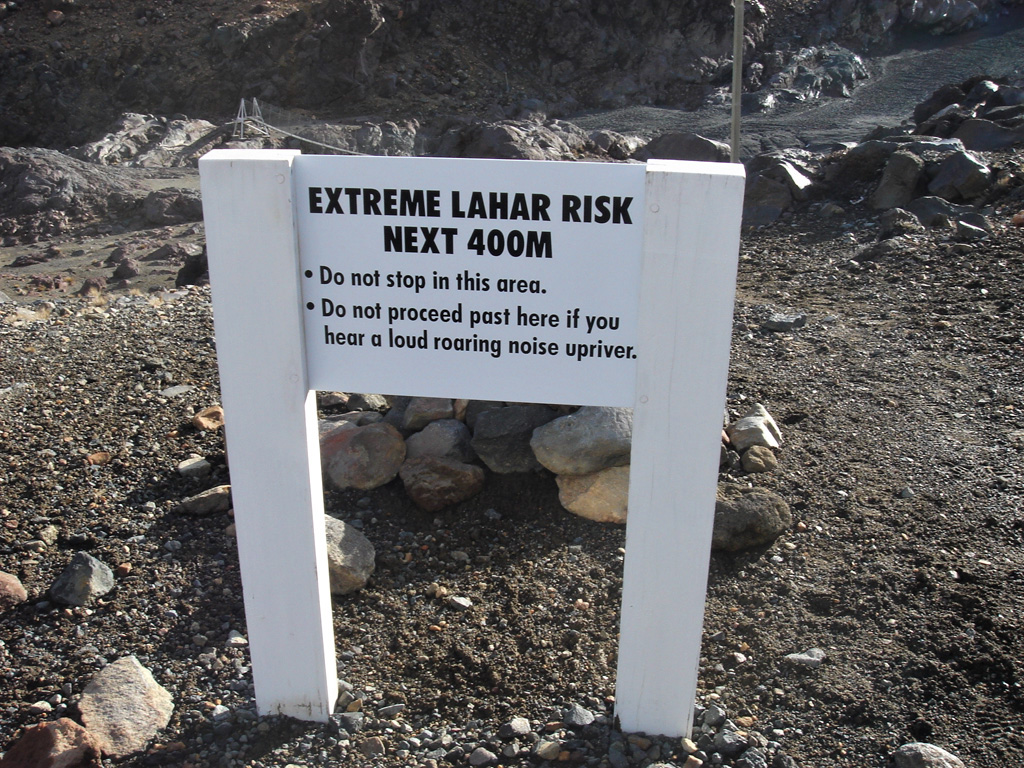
[726,403,782,451]
[891,742,966,768]
[563,703,595,727]
[784,647,827,668]
[530,406,632,475]
[402,397,454,431]
[324,515,375,595]
[712,483,792,551]
[177,456,211,478]
[556,466,629,524]
[499,716,531,738]
[405,419,475,463]
[764,161,813,201]
[470,746,498,766]
[78,656,173,758]
[49,552,114,606]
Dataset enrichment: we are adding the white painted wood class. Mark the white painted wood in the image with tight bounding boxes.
[199,150,338,721]
[616,159,746,736]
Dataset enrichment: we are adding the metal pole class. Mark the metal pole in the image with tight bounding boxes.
[730,0,744,163]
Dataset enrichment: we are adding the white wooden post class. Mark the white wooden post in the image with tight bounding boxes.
[616,159,746,736]
[199,149,338,721]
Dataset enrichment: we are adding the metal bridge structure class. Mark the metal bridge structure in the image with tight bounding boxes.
[231,98,362,155]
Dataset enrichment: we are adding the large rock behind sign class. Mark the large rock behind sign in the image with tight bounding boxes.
[530,406,632,475]
[471,405,558,473]
[321,422,406,490]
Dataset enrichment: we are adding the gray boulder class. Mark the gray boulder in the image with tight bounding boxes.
[952,118,1024,151]
[906,196,990,231]
[530,406,632,475]
[142,188,204,225]
[927,151,991,201]
[870,150,924,209]
[471,405,558,473]
[634,132,731,163]
[743,175,792,226]
[402,397,454,432]
[712,483,792,551]
[324,516,375,595]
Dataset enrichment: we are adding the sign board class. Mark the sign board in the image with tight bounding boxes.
[295,156,645,405]
[199,149,745,736]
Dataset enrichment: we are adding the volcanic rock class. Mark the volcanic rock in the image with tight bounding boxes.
[712,483,792,551]
[556,466,630,524]
[49,552,115,606]
[0,718,102,768]
[77,656,174,758]
[471,405,558,473]
[399,456,485,511]
[321,421,406,490]
[530,406,632,476]
[324,515,375,595]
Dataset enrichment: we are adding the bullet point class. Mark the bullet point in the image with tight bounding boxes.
[304,270,312,278]
[306,302,314,310]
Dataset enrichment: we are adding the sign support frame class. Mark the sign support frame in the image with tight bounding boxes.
[199,149,744,734]
[200,150,338,721]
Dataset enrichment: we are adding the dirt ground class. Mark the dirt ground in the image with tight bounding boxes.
[3,181,1024,766]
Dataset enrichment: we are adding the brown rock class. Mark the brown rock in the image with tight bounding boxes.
[191,405,225,431]
[556,466,629,524]
[0,718,102,768]
[712,483,792,551]
[0,571,28,610]
[174,485,231,515]
[741,445,778,473]
[76,277,106,297]
[399,456,485,512]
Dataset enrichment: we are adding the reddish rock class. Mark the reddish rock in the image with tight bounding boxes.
[321,422,405,491]
[0,718,102,768]
[0,571,28,610]
[399,456,485,512]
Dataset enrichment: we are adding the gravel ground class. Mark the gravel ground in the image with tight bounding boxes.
[3,182,1024,766]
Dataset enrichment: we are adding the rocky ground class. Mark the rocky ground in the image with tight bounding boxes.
[3,124,1024,766]
[4,2,1024,767]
